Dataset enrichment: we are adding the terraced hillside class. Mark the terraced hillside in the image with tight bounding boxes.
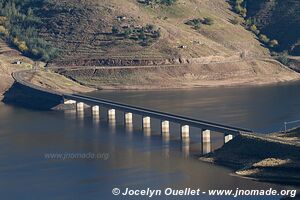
[247,0,300,55]
[36,0,270,66]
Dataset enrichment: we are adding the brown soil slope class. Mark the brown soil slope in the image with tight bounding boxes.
[39,0,270,65]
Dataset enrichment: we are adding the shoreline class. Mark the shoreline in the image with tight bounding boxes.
[199,131,300,186]
[93,78,300,91]
[56,59,300,91]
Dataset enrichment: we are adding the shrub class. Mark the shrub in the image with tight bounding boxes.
[0,16,7,25]
[239,7,247,17]
[185,18,202,26]
[18,41,28,52]
[276,52,289,66]
[245,17,256,27]
[137,0,177,6]
[259,34,270,44]
[249,24,260,35]
[203,17,214,25]
[0,25,8,36]
[269,39,279,48]
[112,26,119,35]
[231,17,244,25]
[160,0,177,6]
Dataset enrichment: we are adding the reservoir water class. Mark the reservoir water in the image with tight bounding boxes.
[1,82,300,199]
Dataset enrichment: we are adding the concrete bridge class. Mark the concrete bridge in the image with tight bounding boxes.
[63,93,252,145]
[12,70,253,154]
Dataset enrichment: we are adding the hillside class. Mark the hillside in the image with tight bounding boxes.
[246,0,300,56]
[35,0,270,65]
[0,0,299,88]
[0,40,93,100]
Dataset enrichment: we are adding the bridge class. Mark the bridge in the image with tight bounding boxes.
[13,70,253,153]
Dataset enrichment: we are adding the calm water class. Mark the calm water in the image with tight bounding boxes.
[0,82,300,200]
[90,81,300,133]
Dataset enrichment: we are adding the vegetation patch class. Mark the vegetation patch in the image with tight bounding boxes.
[137,0,177,6]
[185,17,214,30]
[111,24,161,46]
[0,0,59,62]
[230,0,279,51]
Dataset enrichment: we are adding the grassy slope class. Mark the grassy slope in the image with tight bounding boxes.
[247,0,300,55]
[38,0,270,63]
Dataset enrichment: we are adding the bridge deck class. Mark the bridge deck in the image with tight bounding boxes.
[64,94,252,135]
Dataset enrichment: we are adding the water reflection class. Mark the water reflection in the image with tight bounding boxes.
[108,118,116,132]
[125,122,133,133]
[202,141,211,155]
[181,139,190,158]
[93,115,100,132]
[162,132,170,142]
[77,110,84,120]
[64,109,76,119]
[143,127,151,137]
[0,102,295,200]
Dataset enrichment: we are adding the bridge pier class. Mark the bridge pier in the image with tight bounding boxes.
[202,130,211,143]
[161,120,170,135]
[143,116,151,129]
[181,125,189,139]
[64,99,76,105]
[202,141,211,154]
[76,102,84,111]
[108,109,116,121]
[125,112,133,124]
[224,134,233,143]
[92,105,100,115]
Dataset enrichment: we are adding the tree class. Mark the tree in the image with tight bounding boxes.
[0,25,8,36]
[250,24,259,35]
[259,34,270,44]
[18,41,28,52]
[240,7,247,17]
[269,39,279,47]
[111,26,119,35]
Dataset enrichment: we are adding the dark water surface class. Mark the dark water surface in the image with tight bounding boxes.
[90,81,300,133]
[0,82,300,200]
